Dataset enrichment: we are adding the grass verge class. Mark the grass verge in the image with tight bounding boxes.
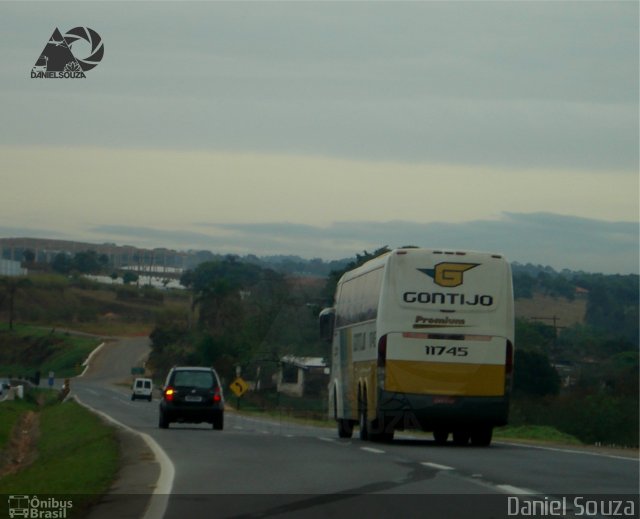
[494,425,583,445]
[0,324,102,378]
[0,397,119,517]
[0,399,38,451]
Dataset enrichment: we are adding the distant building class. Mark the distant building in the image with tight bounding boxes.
[0,259,27,277]
[575,286,590,297]
[277,355,329,397]
[0,237,188,273]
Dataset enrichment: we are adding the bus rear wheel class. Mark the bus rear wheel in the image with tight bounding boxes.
[433,429,449,445]
[358,391,369,441]
[470,426,493,447]
[338,419,354,438]
[370,415,394,442]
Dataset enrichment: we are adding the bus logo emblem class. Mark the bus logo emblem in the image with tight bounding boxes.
[419,262,479,288]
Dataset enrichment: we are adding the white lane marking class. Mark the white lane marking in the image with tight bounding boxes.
[233,426,244,430]
[73,395,175,519]
[496,484,538,495]
[421,462,454,471]
[318,437,336,442]
[360,447,385,454]
[112,395,135,407]
[495,441,636,461]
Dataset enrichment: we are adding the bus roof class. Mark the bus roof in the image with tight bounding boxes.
[338,248,507,284]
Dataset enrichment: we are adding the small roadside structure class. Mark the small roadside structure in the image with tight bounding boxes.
[277,355,329,397]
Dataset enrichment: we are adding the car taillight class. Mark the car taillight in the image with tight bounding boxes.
[377,335,387,368]
[164,387,175,402]
[213,387,221,403]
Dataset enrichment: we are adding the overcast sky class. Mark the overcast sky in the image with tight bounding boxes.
[0,1,638,274]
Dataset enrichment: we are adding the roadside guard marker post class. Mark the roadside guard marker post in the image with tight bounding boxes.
[229,377,249,410]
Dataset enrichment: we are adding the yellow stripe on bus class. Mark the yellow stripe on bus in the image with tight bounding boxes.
[385,360,505,397]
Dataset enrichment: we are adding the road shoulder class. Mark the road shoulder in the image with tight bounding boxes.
[84,421,160,519]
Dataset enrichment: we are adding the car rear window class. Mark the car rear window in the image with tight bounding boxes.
[173,370,215,389]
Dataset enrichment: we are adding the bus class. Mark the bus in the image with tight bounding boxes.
[320,248,514,446]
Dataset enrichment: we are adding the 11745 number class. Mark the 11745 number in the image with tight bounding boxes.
[425,345,468,357]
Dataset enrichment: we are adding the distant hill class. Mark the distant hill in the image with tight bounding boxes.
[2,237,637,344]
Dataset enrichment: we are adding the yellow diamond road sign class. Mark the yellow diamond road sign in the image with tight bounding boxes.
[230,377,249,397]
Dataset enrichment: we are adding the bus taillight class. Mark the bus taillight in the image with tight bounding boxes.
[505,340,514,375]
[377,335,387,367]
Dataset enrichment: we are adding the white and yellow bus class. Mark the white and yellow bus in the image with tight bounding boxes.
[320,248,514,446]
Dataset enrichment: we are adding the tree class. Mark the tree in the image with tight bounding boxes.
[98,254,110,270]
[152,258,291,380]
[51,253,72,274]
[513,349,561,397]
[122,271,139,285]
[72,250,102,274]
[22,249,36,265]
[513,272,535,299]
[0,276,32,330]
[515,319,556,354]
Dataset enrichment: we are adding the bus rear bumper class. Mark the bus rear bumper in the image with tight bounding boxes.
[377,390,509,431]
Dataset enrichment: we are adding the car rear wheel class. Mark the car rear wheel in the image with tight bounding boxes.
[213,412,224,430]
[158,410,169,429]
[452,430,470,446]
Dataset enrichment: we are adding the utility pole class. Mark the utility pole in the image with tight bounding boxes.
[530,315,565,354]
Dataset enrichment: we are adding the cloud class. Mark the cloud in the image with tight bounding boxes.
[0,226,72,240]
[89,225,222,250]
[87,213,639,274]
[0,2,637,171]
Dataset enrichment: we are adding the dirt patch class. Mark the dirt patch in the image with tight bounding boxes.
[0,410,40,477]
[515,293,587,327]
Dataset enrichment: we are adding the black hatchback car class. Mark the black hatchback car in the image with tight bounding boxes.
[158,366,224,430]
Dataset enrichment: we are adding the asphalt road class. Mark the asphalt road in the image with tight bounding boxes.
[73,338,639,519]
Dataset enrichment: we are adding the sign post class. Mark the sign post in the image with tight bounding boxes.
[229,377,249,410]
